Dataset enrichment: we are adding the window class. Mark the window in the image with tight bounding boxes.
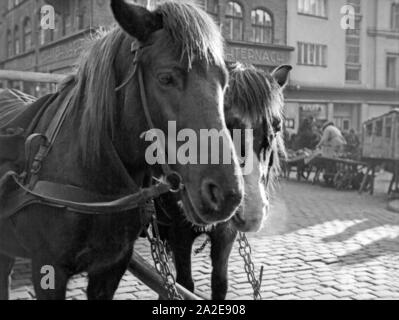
[205,0,219,22]
[392,3,399,31]
[77,0,87,30]
[346,0,361,35]
[62,14,72,36]
[387,56,399,88]
[346,67,361,82]
[6,0,25,11]
[250,9,273,44]
[386,117,393,138]
[38,11,46,45]
[346,37,360,64]
[225,2,243,41]
[39,28,46,45]
[346,17,361,36]
[297,42,327,66]
[345,0,361,82]
[375,120,383,137]
[297,0,327,18]
[14,25,20,55]
[285,119,295,129]
[23,17,32,52]
[334,117,351,132]
[366,123,373,136]
[54,14,61,40]
[348,0,361,14]
[7,29,13,57]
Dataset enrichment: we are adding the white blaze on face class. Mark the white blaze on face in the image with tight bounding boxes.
[226,110,274,232]
[239,148,270,232]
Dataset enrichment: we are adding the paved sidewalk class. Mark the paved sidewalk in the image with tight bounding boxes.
[388,200,399,214]
[9,173,399,300]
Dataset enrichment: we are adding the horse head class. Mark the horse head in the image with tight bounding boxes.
[107,0,244,226]
[224,63,292,232]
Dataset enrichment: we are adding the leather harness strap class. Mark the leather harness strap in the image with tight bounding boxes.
[136,66,183,193]
[5,174,170,215]
[3,42,185,217]
[28,88,76,187]
[116,41,183,193]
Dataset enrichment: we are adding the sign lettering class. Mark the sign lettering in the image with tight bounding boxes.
[225,46,289,66]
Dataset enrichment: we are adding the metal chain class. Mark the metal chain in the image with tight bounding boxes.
[194,237,211,255]
[146,214,183,300]
[237,232,264,300]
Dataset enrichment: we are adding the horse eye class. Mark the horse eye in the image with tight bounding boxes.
[158,73,174,86]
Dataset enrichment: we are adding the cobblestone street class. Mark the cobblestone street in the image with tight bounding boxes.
[9,173,399,300]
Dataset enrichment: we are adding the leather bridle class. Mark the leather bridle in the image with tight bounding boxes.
[4,41,186,216]
[116,41,185,193]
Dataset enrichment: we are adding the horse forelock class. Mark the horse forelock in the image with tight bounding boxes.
[153,0,225,68]
[225,62,286,189]
[226,63,283,126]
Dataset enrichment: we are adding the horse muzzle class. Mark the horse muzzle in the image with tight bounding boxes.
[232,203,268,233]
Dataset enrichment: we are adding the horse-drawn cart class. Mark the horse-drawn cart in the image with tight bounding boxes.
[283,149,313,181]
[361,109,399,196]
[309,156,369,191]
[283,147,369,191]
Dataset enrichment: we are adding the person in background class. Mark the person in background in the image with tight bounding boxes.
[342,129,350,143]
[283,125,291,149]
[293,117,320,151]
[316,121,347,157]
[346,128,360,159]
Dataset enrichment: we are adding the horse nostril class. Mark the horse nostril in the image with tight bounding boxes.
[201,179,224,211]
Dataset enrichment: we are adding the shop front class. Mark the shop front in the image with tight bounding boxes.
[333,103,361,133]
[285,86,399,135]
[299,103,328,128]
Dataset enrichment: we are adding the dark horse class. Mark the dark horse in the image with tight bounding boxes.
[0,0,245,300]
[155,63,291,300]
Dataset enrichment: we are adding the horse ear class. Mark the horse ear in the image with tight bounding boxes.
[111,0,163,42]
[271,65,292,88]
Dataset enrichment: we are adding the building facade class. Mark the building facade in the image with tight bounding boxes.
[201,0,293,71]
[0,0,111,94]
[2,0,396,134]
[0,0,293,94]
[284,0,399,135]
